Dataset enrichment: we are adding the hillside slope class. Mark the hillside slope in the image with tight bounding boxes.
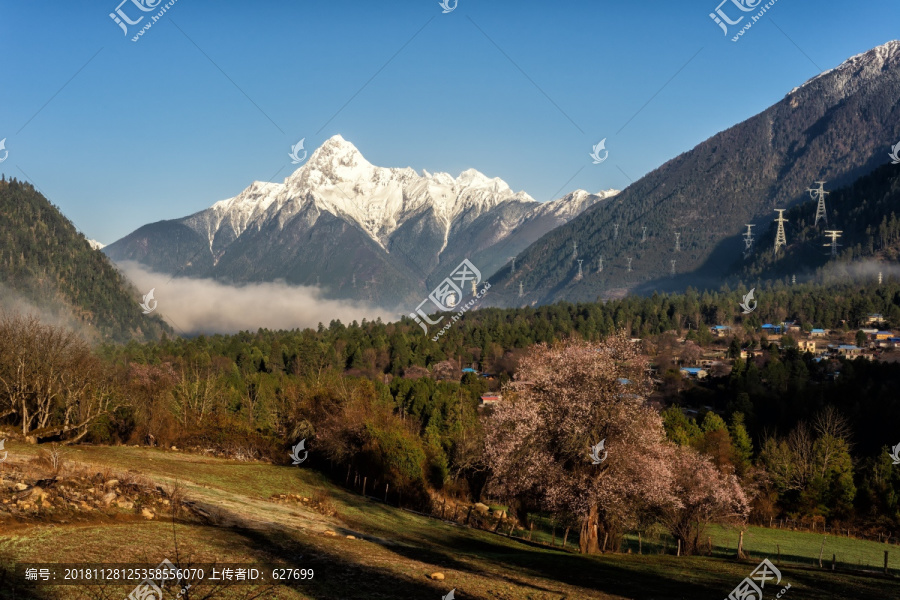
[486,40,900,307]
[739,161,900,281]
[0,177,170,342]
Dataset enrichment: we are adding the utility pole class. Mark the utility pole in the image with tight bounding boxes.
[808,181,829,227]
[774,209,788,255]
[824,230,843,258]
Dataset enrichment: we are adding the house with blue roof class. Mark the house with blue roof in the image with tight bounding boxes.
[810,328,827,337]
[680,367,708,380]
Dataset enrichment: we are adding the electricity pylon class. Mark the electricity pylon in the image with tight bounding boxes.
[576,259,584,280]
[824,230,843,258]
[743,224,755,258]
[774,210,788,255]
[626,257,633,272]
[675,232,681,252]
[641,226,647,243]
[808,181,829,227]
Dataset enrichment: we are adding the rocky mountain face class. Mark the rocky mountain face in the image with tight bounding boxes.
[484,40,900,307]
[104,136,616,308]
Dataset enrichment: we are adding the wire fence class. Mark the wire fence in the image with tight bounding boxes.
[342,474,900,577]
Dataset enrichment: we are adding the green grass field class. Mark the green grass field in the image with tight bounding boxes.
[2,440,899,599]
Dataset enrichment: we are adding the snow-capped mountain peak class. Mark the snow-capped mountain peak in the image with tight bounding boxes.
[175,136,606,263]
[793,39,900,95]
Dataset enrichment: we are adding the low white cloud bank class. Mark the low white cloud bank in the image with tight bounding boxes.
[117,261,396,334]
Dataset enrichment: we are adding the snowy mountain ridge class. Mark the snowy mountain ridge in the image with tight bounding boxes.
[183,135,618,254]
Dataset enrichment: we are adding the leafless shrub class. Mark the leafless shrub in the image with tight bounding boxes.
[37,442,68,475]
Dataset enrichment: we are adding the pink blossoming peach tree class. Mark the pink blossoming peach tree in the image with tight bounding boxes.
[484,333,749,554]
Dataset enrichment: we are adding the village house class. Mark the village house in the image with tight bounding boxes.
[810,328,828,338]
[480,394,502,406]
[866,313,885,325]
[797,340,817,354]
[834,344,862,358]
[680,367,708,380]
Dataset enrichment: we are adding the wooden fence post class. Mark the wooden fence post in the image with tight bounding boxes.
[818,535,827,568]
[831,554,836,571]
[638,531,642,555]
[737,531,744,559]
[384,483,389,503]
[362,477,367,497]
[885,551,890,575]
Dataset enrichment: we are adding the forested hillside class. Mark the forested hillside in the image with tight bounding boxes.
[741,162,900,279]
[0,177,170,342]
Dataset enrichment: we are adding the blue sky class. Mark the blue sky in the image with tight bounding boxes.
[1,0,897,243]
